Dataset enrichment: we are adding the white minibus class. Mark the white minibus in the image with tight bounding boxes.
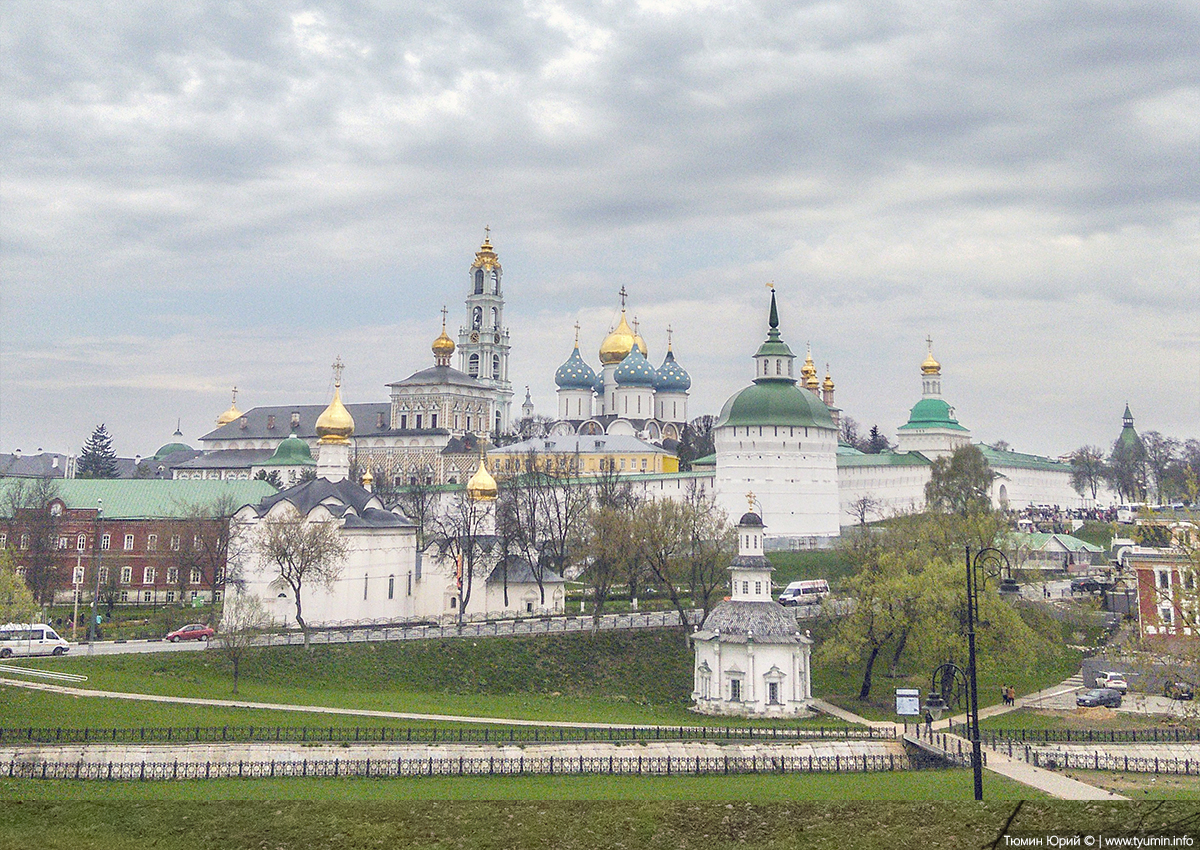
[778,579,830,607]
[0,623,71,658]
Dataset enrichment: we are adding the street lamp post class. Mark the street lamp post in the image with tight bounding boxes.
[964,545,1012,802]
[88,499,103,646]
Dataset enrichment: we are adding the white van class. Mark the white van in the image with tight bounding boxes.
[778,580,830,607]
[0,623,70,658]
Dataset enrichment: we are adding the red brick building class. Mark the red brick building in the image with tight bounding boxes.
[1131,551,1197,640]
[1,479,275,606]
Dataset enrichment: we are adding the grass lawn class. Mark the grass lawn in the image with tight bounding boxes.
[982,707,1197,733]
[0,769,1042,802]
[1,796,1195,850]
[1,629,855,730]
[767,549,855,588]
[1057,770,1200,801]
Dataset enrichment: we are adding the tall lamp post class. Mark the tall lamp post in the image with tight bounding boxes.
[964,545,1012,802]
[88,499,103,647]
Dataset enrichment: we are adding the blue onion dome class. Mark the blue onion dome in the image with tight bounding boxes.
[592,373,604,396]
[613,345,657,387]
[554,345,598,390]
[654,349,691,392]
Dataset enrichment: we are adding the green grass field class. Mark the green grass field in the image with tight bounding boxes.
[1,797,1196,850]
[3,629,854,730]
[982,707,1196,732]
[767,549,855,587]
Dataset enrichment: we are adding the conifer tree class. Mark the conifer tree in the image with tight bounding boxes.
[78,424,119,478]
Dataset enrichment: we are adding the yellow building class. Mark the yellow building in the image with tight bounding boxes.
[488,435,679,478]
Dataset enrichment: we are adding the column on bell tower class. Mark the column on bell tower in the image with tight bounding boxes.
[457,227,514,432]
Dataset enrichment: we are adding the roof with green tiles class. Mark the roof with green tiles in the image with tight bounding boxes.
[896,397,969,432]
[837,451,933,468]
[0,479,278,519]
[1005,531,1102,553]
[978,445,1072,472]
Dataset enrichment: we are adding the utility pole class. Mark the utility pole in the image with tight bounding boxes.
[88,499,103,648]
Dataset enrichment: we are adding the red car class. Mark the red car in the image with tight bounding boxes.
[166,623,214,642]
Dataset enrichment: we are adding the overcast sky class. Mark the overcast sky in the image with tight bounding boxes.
[2,0,1197,460]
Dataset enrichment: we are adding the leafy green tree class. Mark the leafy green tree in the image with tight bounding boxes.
[0,477,62,605]
[925,445,995,516]
[0,549,38,623]
[253,469,282,488]
[1107,437,1148,503]
[77,424,119,479]
[1069,445,1107,500]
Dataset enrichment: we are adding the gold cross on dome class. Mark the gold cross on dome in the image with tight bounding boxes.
[667,325,673,351]
[926,334,933,353]
[574,321,581,345]
[440,305,448,328]
[484,224,491,241]
[230,386,238,405]
[746,491,756,511]
[332,356,345,386]
[618,286,627,309]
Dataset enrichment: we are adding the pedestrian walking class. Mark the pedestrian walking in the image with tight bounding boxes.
[924,709,933,735]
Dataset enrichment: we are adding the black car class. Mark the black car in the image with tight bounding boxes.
[1076,687,1122,708]
[1164,681,1195,700]
[1070,577,1103,593]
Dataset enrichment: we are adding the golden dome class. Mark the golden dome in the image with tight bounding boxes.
[822,366,835,392]
[470,228,501,272]
[361,468,374,488]
[599,311,647,365]
[216,387,242,426]
[316,360,355,445]
[466,455,498,501]
[432,319,455,358]
[801,345,819,389]
[921,337,941,375]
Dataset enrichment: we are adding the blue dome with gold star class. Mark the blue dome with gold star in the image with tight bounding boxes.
[654,349,691,393]
[614,345,657,387]
[554,345,598,390]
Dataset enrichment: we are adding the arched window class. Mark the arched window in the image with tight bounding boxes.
[474,269,484,294]
[491,307,498,328]
[492,354,500,378]
[468,354,480,377]
[472,307,482,329]
[491,270,499,294]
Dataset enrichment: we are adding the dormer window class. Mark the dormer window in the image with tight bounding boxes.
[267,415,276,430]
[291,412,300,429]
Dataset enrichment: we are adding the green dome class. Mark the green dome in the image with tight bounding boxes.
[716,380,836,429]
[153,442,191,460]
[260,435,315,467]
[897,398,969,432]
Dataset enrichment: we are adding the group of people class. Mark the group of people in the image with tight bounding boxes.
[1000,684,1017,706]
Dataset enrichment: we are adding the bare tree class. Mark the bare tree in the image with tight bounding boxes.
[253,506,348,651]
[1069,445,1107,501]
[849,494,883,527]
[216,593,273,693]
[429,489,494,623]
[573,504,637,630]
[171,493,245,602]
[1,477,62,605]
[634,499,692,642]
[681,483,735,620]
[395,478,439,550]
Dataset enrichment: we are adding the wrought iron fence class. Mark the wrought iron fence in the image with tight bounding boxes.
[967,726,1200,747]
[0,723,894,745]
[5,752,911,781]
[1029,749,1200,776]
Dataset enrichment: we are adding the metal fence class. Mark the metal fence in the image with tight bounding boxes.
[5,752,911,781]
[257,610,703,647]
[968,726,1200,747]
[1029,750,1200,776]
[906,726,985,769]
[0,723,894,745]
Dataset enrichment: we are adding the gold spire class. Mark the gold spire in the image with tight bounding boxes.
[432,305,455,364]
[316,357,355,445]
[470,225,501,271]
[921,335,941,375]
[801,343,819,390]
[216,387,242,426]
[466,452,498,501]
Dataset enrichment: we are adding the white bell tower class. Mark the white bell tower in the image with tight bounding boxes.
[457,227,513,433]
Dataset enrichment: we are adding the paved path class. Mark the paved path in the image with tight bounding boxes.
[813,682,1128,801]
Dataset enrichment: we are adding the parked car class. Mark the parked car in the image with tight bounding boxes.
[166,623,214,642]
[1095,671,1129,694]
[1164,681,1195,700]
[1070,577,1103,593]
[1076,688,1122,708]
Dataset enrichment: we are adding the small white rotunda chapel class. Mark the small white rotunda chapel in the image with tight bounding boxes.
[690,501,814,716]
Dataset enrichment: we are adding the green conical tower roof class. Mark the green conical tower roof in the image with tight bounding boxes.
[754,289,794,359]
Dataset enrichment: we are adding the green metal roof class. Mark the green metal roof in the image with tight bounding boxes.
[1005,531,1102,554]
[0,479,277,519]
[259,435,315,467]
[690,453,717,467]
[153,442,191,460]
[978,445,1071,472]
[896,397,969,432]
[837,451,932,468]
[716,381,835,430]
